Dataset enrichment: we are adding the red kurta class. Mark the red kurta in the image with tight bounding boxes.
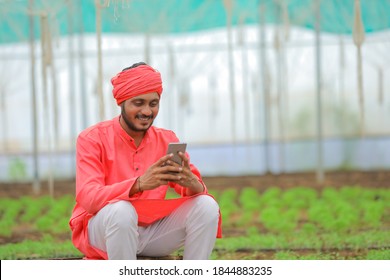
[69,116,222,259]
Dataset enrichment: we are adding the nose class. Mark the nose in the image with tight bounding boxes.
[141,105,153,116]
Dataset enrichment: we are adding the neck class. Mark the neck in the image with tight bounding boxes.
[119,116,145,147]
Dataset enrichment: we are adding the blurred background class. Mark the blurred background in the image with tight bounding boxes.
[0,0,390,192]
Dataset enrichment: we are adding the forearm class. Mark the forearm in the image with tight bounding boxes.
[186,178,205,196]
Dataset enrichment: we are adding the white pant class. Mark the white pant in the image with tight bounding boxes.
[88,195,219,260]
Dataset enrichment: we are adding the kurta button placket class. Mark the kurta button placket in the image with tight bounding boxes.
[134,149,140,175]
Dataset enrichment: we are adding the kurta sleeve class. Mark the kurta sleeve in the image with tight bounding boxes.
[75,134,139,215]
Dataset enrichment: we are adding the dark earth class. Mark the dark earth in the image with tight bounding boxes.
[1,170,389,198]
[1,170,389,259]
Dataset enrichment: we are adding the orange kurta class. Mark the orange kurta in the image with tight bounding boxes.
[69,116,221,259]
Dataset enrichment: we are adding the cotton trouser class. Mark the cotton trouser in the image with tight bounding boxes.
[88,195,219,260]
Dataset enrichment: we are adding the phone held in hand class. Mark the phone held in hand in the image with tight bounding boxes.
[166,142,187,165]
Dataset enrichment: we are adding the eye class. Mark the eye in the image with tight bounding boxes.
[133,101,143,107]
[150,101,159,107]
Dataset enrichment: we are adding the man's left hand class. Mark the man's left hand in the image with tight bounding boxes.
[166,152,205,195]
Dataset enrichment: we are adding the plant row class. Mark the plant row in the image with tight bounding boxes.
[0,195,74,237]
[215,186,390,233]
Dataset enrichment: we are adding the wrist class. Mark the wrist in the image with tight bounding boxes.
[187,177,204,195]
[129,177,143,197]
[138,176,143,193]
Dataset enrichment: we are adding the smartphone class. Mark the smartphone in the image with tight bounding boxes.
[166,142,187,165]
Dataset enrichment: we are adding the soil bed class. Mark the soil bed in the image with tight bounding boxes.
[1,170,389,198]
[1,170,389,260]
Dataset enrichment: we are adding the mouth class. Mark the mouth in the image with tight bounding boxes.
[136,115,153,122]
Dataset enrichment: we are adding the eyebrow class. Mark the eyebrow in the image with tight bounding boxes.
[131,98,160,102]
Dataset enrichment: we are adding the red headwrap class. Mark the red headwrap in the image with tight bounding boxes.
[111,65,163,105]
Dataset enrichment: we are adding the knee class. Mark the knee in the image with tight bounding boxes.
[105,200,138,230]
[193,195,220,222]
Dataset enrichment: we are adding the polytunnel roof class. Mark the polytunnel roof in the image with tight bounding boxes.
[0,0,389,44]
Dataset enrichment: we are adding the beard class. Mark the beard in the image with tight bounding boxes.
[121,108,154,132]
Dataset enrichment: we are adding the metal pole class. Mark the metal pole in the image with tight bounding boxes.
[29,0,40,194]
[353,0,365,137]
[68,0,77,178]
[223,0,236,144]
[0,81,8,153]
[40,13,54,197]
[276,2,286,173]
[259,3,271,173]
[315,0,324,184]
[239,15,250,143]
[0,42,8,155]
[356,44,364,136]
[167,44,175,130]
[77,2,88,130]
[339,35,346,135]
[273,5,286,173]
[95,0,105,121]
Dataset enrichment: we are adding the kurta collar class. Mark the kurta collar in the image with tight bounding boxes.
[113,115,152,149]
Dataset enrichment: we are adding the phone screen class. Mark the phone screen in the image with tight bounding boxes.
[167,143,187,165]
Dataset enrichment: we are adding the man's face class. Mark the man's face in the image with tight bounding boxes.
[121,92,160,133]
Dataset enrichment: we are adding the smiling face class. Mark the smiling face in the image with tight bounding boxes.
[120,92,160,137]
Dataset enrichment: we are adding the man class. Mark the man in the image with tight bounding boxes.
[69,62,221,260]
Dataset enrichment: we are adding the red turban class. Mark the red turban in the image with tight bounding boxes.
[111,65,163,105]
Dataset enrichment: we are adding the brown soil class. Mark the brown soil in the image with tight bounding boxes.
[1,170,389,259]
[1,170,389,199]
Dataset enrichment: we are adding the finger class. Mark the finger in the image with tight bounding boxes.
[178,152,190,167]
[165,160,181,168]
[154,172,178,184]
[160,173,182,182]
[154,153,174,167]
[159,164,183,174]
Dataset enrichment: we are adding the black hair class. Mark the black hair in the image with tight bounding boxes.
[122,62,147,71]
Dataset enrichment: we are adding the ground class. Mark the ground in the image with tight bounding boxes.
[1,170,389,259]
[1,170,389,198]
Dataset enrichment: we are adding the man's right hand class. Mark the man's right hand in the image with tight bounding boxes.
[138,153,184,191]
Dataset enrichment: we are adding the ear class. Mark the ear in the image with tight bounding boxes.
[120,101,126,110]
